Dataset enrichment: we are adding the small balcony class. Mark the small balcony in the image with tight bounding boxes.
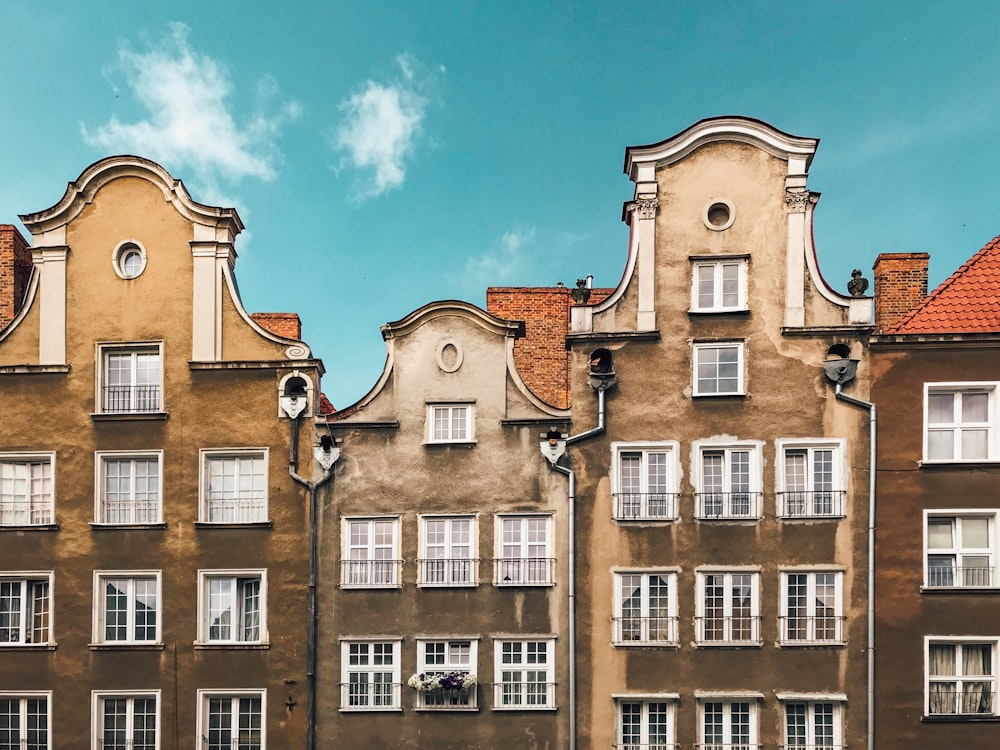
[494,558,555,586]
[777,490,846,518]
[613,744,679,750]
[779,615,845,644]
[613,492,679,521]
[340,559,402,588]
[613,615,679,646]
[694,492,762,520]
[204,495,266,524]
[926,564,993,588]
[695,615,761,645]
[417,558,479,587]
[102,385,161,414]
[493,681,556,709]
[0,499,53,526]
[341,680,401,710]
[414,686,477,710]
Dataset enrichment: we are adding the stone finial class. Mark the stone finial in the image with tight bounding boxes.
[847,269,869,297]
[571,279,591,304]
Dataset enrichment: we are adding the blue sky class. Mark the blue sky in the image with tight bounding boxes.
[3,2,999,405]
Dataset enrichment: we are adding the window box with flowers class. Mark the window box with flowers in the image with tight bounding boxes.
[408,671,478,710]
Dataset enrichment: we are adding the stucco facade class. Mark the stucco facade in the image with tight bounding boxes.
[0,157,324,749]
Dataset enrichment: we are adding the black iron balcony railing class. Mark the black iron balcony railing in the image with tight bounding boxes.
[694,492,762,520]
[417,558,478,586]
[928,686,994,715]
[694,744,762,750]
[340,559,402,588]
[414,686,477,710]
[494,558,555,586]
[103,385,161,413]
[613,492,679,521]
[100,739,158,749]
[926,564,993,588]
[493,680,555,708]
[340,680,401,709]
[613,743,679,750]
[0,499,53,525]
[199,737,262,750]
[695,615,761,644]
[777,490,846,518]
[779,745,847,750]
[613,615,679,645]
[779,615,845,643]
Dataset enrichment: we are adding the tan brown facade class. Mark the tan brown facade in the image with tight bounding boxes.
[0,157,324,749]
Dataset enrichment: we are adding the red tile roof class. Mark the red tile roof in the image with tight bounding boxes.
[889,235,1000,334]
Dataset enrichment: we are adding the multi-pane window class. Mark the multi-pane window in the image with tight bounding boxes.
[95,573,159,645]
[419,516,476,586]
[0,693,49,750]
[341,640,401,710]
[925,385,995,461]
[700,699,757,750]
[496,515,553,586]
[96,453,162,525]
[100,346,161,413]
[341,518,400,588]
[494,639,555,710]
[783,699,843,749]
[0,455,54,526]
[780,571,844,644]
[612,444,679,521]
[926,640,996,716]
[616,697,676,750]
[614,572,678,645]
[697,571,760,645]
[691,258,747,312]
[198,571,265,645]
[0,575,50,646]
[926,513,995,588]
[427,404,473,443]
[777,441,845,518]
[201,451,268,524]
[198,691,264,749]
[693,342,744,396]
[94,692,158,750]
[414,639,478,709]
[696,445,761,520]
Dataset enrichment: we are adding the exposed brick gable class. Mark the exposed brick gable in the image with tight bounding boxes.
[0,224,32,330]
[251,312,301,340]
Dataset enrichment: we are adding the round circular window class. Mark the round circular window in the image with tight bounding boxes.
[112,241,147,280]
[703,199,736,231]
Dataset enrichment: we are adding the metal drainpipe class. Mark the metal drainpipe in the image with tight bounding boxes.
[543,387,607,750]
[288,414,337,750]
[834,383,876,750]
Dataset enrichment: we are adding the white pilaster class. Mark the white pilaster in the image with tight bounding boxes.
[631,183,658,331]
[32,247,68,365]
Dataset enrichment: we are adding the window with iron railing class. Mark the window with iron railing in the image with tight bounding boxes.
[419,516,476,586]
[342,518,400,588]
[612,444,680,522]
[0,456,53,526]
[494,640,555,710]
[0,694,50,750]
[780,572,844,645]
[925,513,996,589]
[698,700,758,750]
[496,515,553,585]
[697,572,760,645]
[695,445,762,521]
[100,347,161,414]
[781,698,844,750]
[615,697,677,750]
[414,640,478,710]
[200,451,267,524]
[97,453,162,525]
[614,572,678,646]
[95,693,158,750]
[198,692,263,749]
[927,640,996,716]
[0,575,51,646]
[342,641,401,711]
[777,441,846,519]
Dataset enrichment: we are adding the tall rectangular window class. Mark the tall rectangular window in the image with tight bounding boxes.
[200,450,268,524]
[496,515,553,586]
[0,455,54,526]
[198,571,265,645]
[697,571,760,645]
[925,385,996,461]
[414,639,478,710]
[926,639,996,716]
[691,258,747,312]
[494,639,555,710]
[341,640,401,710]
[198,691,264,749]
[100,346,161,414]
[926,513,995,588]
[612,443,679,521]
[93,692,158,750]
[419,516,476,586]
[616,697,676,750]
[782,699,843,749]
[0,693,50,750]
[780,571,844,644]
[95,573,160,645]
[700,699,757,749]
[341,518,400,588]
[696,444,762,520]
[427,404,473,443]
[613,572,678,645]
[96,452,162,525]
[693,342,744,396]
[778,440,846,518]
[0,574,51,646]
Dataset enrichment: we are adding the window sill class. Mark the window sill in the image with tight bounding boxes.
[692,393,747,399]
[613,517,678,524]
[495,582,555,588]
[90,523,167,530]
[688,308,751,316]
[694,516,761,523]
[417,582,479,589]
[193,642,270,650]
[694,641,763,649]
[0,643,58,651]
[414,705,479,712]
[613,641,680,649]
[922,714,1000,722]
[338,707,403,713]
[919,459,1000,468]
[777,641,846,648]
[91,411,169,422]
[778,515,846,522]
[492,705,558,712]
[194,521,273,529]
[423,440,477,447]
[921,586,1000,594]
[0,524,59,531]
[89,643,163,651]
[339,583,402,590]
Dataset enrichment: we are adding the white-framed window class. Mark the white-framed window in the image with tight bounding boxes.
[197,570,266,645]
[694,442,762,520]
[611,442,680,521]
[614,695,677,750]
[200,450,268,524]
[0,454,54,526]
[92,690,159,750]
[691,257,748,312]
[341,517,400,588]
[924,384,997,462]
[698,697,758,749]
[196,690,265,749]
[926,638,997,716]
[693,342,744,396]
[341,640,401,711]
[780,570,844,644]
[613,571,678,646]
[94,572,160,645]
[925,512,996,588]
[495,515,553,586]
[95,452,162,525]
[779,695,845,750]
[413,639,478,710]
[98,344,162,414]
[494,638,556,710]
[418,515,477,587]
[0,692,50,750]
[427,403,474,443]
[776,439,846,518]
[696,570,761,645]
[0,573,51,646]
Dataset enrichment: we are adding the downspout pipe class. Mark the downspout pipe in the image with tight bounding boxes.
[834,383,876,750]
[540,386,608,750]
[288,413,338,750]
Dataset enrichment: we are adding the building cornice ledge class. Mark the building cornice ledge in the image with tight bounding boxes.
[566,330,660,343]
[781,325,874,337]
[871,333,1000,349]
[189,359,324,371]
[0,364,70,375]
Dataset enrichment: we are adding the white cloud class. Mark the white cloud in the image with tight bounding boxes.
[334,54,438,201]
[82,22,299,187]
[462,227,537,287]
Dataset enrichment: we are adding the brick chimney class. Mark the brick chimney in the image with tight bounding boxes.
[0,224,32,329]
[251,312,302,340]
[872,252,929,333]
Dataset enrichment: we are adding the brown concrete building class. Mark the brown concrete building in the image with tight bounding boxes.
[871,241,1000,747]
[558,117,876,749]
[0,156,326,749]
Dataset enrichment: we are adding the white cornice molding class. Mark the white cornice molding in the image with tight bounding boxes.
[381,300,524,340]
